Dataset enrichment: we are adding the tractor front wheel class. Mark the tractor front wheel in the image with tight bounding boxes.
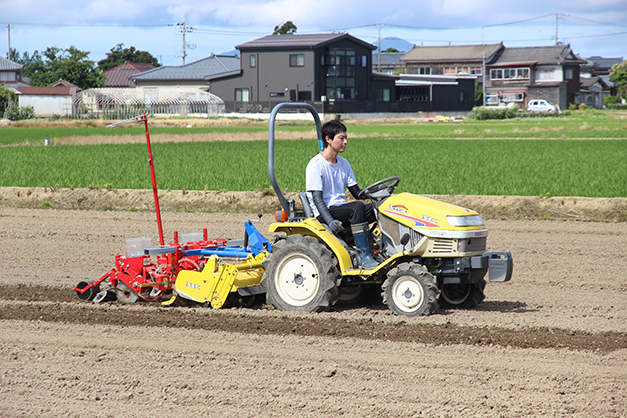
[262,234,340,312]
[382,263,440,317]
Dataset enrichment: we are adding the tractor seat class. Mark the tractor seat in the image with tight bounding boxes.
[299,192,314,218]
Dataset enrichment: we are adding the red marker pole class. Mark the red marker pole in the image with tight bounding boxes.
[140,113,165,246]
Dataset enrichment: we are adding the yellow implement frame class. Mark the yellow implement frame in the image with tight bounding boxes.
[164,251,268,309]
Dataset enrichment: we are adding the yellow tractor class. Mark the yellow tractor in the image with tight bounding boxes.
[261,103,512,316]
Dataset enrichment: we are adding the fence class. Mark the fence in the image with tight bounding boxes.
[221,99,474,115]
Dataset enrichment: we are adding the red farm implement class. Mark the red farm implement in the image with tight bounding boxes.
[74,114,271,307]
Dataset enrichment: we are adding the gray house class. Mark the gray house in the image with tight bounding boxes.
[130,54,240,88]
[206,33,378,111]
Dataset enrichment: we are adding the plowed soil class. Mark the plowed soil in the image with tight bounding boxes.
[1,205,626,417]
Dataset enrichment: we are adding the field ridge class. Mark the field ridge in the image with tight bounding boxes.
[1,186,626,222]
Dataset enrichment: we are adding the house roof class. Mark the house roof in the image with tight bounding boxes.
[16,86,78,96]
[400,43,503,63]
[494,44,585,66]
[0,56,23,71]
[104,62,156,87]
[130,55,240,81]
[584,56,624,70]
[49,79,79,88]
[236,33,376,51]
[372,52,405,66]
[205,69,243,81]
[580,77,602,89]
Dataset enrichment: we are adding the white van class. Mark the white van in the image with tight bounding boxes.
[527,100,560,113]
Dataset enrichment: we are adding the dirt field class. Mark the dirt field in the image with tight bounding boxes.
[1,204,626,417]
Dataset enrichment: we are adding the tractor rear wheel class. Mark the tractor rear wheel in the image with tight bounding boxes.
[438,279,486,309]
[262,234,340,312]
[382,263,439,316]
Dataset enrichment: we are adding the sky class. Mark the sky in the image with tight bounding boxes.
[1,0,627,67]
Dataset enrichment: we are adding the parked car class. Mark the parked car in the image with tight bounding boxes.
[527,100,560,113]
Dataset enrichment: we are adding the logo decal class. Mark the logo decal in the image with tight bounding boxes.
[185,282,201,290]
[383,206,441,228]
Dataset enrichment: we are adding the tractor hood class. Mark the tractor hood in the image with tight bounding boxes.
[379,193,488,238]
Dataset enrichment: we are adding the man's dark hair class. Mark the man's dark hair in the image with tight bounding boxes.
[321,120,347,148]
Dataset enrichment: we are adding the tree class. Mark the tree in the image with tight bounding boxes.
[98,44,160,72]
[273,21,297,35]
[15,46,104,90]
[383,47,400,53]
[0,85,17,116]
[609,60,627,93]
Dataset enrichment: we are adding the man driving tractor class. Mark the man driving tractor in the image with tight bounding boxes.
[305,119,378,269]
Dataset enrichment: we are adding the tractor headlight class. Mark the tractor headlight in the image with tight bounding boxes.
[446,215,484,227]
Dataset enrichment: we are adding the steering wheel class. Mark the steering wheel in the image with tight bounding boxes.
[357,176,400,199]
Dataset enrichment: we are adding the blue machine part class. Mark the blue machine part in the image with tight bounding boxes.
[244,220,272,256]
[183,220,271,258]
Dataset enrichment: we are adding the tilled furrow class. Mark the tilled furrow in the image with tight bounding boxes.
[1,297,625,353]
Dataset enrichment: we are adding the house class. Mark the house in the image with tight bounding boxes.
[581,56,622,99]
[582,56,624,77]
[206,33,377,111]
[401,43,504,83]
[104,62,156,87]
[576,77,604,108]
[372,52,405,74]
[0,56,28,88]
[17,79,80,117]
[130,54,240,88]
[395,74,476,111]
[484,44,585,110]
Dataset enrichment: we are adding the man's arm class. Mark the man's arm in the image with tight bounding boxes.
[348,184,365,200]
[310,190,342,233]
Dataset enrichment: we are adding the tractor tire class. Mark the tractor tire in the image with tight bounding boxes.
[438,279,486,309]
[262,234,340,312]
[382,263,440,317]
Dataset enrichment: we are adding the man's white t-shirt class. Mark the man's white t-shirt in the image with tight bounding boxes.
[305,153,357,217]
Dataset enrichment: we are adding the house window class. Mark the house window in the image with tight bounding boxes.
[491,68,529,80]
[485,93,500,105]
[377,88,391,101]
[290,54,304,67]
[0,72,16,82]
[503,92,525,102]
[298,91,312,101]
[360,56,367,67]
[269,92,285,97]
[249,55,256,68]
[418,67,432,75]
[235,88,250,102]
[470,66,482,75]
[536,69,556,81]
[444,66,480,75]
[564,68,574,79]
[324,48,356,100]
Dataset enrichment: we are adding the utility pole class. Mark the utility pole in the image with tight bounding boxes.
[175,22,195,65]
[555,13,558,46]
[6,24,11,60]
[482,51,486,107]
[376,23,384,72]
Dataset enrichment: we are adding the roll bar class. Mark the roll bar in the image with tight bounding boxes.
[268,103,323,216]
